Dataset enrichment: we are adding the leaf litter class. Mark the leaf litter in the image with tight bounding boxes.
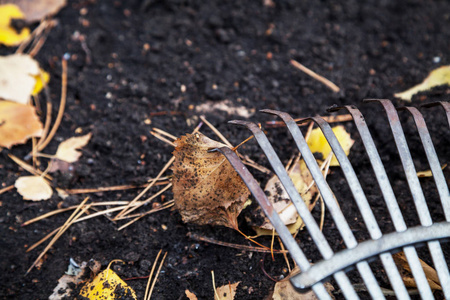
[0,4,30,46]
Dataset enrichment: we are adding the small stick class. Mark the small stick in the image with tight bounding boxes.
[26,197,89,274]
[290,59,340,93]
[144,250,162,300]
[0,185,14,195]
[188,233,288,254]
[147,251,167,300]
[36,56,68,152]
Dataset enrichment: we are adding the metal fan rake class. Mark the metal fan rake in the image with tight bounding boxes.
[213,99,450,299]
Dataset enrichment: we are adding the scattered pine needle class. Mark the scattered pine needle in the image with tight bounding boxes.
[152,127,177,140]
[150,131,175,146]
[0,185,14,195]
[147,251,167,300]
[27,197,89,274]
[266,113,353,128]
[144,250,162,300]
[200,115,233,148]
[8,154,52,180]
[278,237,291,273]
[270,229,275,261]
[187,232,288,254]
[117,199,174,231]
[65,181,169,195]
[290,59,340,93]
[211,271,220,300]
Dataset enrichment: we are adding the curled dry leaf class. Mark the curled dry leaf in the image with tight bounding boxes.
[185,290,198,300]
[0,54,48,104]
[55,133,92,163]
[394,65,450,102]
[393,251,442,290]
[272,266,334,300]
[251,160,317,236]
[0,4,30,46]
[15,176,52,201]
[0,0,67,22]
[172,133,250,229]
[215,282,240,300]
[307,125,354,167]
[0,101,43,148]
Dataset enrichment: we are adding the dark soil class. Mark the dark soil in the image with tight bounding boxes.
[1,0,449,299]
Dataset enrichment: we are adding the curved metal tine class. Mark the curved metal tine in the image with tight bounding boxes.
[227,121,359,300]
[255,112,385,299]
[398,106,450,221]
[213,147,333,300]
[365,99,450,298]
[421,101,450,126]
[298,115,410,300]
[292,222,450,289]
[328,105,433,299]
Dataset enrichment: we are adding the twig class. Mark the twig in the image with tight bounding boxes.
[187,233,288,254]
[290,59,340,92]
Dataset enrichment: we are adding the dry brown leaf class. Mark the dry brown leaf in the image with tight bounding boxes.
[0,101,43,148]
[195,99,256,118]
[55,133,92,163]
[0,0,67,22]
[272,266,334,300]
[0,54,42,104]
[417,164,447,178]
[393,251,442,290]
[15,176,52,201]
[251,159,317,236]
[172,133,250,229]
[215,282,240,300]
[185,289,198,300]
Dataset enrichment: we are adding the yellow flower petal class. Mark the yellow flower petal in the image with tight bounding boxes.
[0,4,30,46]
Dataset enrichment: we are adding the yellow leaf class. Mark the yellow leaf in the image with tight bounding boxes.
[307,125,354,167]
[395,66,450,101]
[417,164,447,178]
[32,69,50,96]
[0,101,43,148]
[0,4,30,46]
[215,282,240,300]
[79,267,137,300]
[0,54,43,104]
[55,133,92,163]
[15,176,52,201]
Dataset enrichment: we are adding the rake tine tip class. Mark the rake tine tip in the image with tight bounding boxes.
[420,101,446,108]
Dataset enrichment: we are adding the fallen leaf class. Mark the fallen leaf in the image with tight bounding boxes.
[394,65,450,101]
[0,54,48,104]
[172,133,250,229]
[185,289,198,300]
[0,0,67,22]
[32,69,50,96]
[307,125,354,166]
[272,266,334,300]
[215,282,240,300]
[0,101,43,148]
[393,251,442,290]
[55,133,92,163]
[15,176,52,201]
[79,265,137,300]
[417,164,447,178]
[251,160,317,236]
[0,4,29,46]
[195,99,256,118]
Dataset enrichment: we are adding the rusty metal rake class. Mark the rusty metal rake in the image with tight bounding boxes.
[213,99,450,299]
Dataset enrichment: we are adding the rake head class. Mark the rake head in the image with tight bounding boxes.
[214,100,450,299]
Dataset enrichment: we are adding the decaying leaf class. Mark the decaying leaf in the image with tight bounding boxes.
[15,176,52,201]
[394,66,450,101]
[195,99,256,118]
[0,101,43,148]
[307,125,354,167]
[0,54,48,104]
[393,252,442,290]
[54,133,92,163]
[417,164,447,178]
[185,289,198,300]
[172,133,250,229]
[272,266,334,300]
[0,0,67,22]
[251,159,317,236]
[0,4,30,46]
[215,282,240,300]
[79,265,137,300]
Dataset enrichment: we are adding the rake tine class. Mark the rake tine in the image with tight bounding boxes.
[212,147,333,300]
[421,101,450,126]
[256,112,386,299]
[298,115,410,299]
[227,120,359,299]
[365,99,450,298]
[328,105,433,299]
[398,106,450,221]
